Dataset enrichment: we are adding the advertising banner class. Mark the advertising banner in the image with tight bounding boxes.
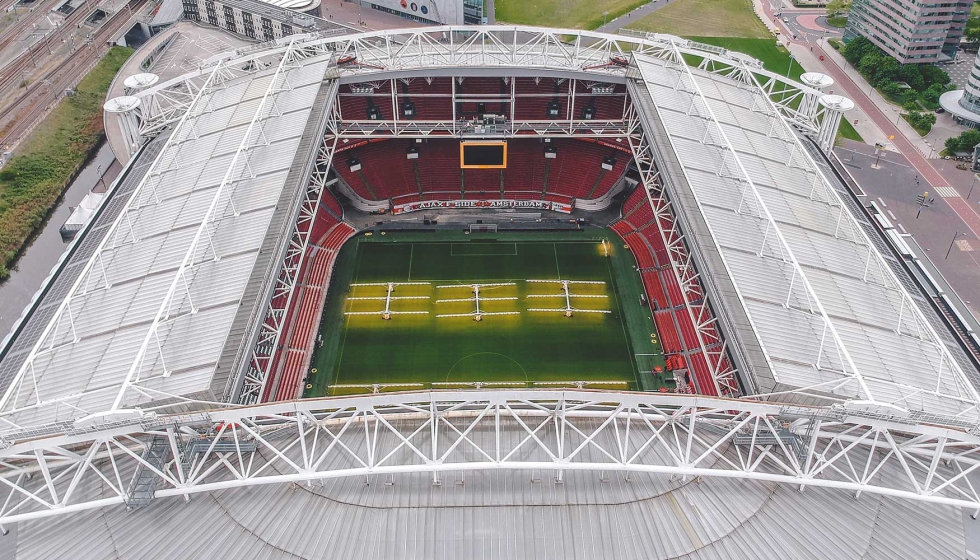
[392,199,573,215]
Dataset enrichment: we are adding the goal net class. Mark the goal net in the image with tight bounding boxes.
[469,223,498,233]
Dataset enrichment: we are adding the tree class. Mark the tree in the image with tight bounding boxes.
[918,65,951,88]
[967,25,980,43]
[871,56,900,86]
[897,64,925,92]
[842,36,876,65]
[959,129,980,152]
[905,110,936,134]
[858,52,884,78]
[826,0,850,16]
[945,129,980,153]
[946,135,961,154]
[881,81,905,100]
[921,83,952,105]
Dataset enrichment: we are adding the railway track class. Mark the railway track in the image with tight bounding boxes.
[0,0,63,57]
[0,0,147,148]
[0,0,97,92]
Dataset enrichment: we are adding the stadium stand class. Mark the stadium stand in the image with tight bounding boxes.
[336,77,626,124]
[400,78,453,120]
[654,310,682,354]
[265,191,356,402]
[611,186,736,397]
[333,138,629,205]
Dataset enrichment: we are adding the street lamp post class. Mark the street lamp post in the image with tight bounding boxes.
[946,231,962,259]
[969,173,978,200]
[603,11,609,26]
[786,54,795,78]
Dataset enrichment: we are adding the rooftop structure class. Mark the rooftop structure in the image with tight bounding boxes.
[1,26,979,558]
[940,51,980,129]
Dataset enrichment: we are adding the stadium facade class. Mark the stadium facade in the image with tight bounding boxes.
[1,26,979,558]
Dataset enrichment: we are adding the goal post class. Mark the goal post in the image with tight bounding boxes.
[469,223,497,233]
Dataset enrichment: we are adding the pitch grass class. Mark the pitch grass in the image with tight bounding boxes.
[494,0,649,30]
[308,230,668,395]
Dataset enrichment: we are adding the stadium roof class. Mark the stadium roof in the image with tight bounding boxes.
[0,391,975,559]
[630,51,980,419]
[0,44,331,430]
[1,27,980,556]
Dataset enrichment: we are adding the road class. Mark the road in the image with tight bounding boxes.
[811,41,980,238]
[755,0,980,241]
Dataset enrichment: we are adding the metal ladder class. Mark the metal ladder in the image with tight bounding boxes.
[124,435,171,509]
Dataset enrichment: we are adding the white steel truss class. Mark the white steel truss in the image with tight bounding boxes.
[126,26,834,144]
[623,83,739,398]
[626,41,979,414]
[4,390,980,525]
[0,56,234,423]
[238,84,343,406]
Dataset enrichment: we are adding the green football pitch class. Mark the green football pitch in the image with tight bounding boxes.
[307,230,669,395]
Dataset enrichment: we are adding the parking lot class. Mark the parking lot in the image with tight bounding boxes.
[944,50,974,89]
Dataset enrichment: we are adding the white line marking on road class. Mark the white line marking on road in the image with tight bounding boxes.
[878,197,887,208]
[887,210,897,221]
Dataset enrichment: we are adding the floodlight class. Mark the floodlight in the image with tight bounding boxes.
[546,99,560,118]
[401,100,415,118]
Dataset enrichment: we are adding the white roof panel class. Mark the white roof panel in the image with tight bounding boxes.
[0,59,331,428]
[633,52,980,417]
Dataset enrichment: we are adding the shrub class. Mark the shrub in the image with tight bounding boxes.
[0,47,135,281]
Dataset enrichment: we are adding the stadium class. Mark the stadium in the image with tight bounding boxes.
[0,25,979,558]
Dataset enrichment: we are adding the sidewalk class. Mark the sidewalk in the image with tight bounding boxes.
[816,40,935,155]
[786,42,889,145]
[752,0,889,144]
[595,0,673,34]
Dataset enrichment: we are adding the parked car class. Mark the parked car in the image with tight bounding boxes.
[936,107,946,114]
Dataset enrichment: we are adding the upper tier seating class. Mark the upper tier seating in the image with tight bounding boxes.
[333,139,629,204]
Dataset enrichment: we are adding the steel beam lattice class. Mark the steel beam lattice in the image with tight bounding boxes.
[3,391,980,525]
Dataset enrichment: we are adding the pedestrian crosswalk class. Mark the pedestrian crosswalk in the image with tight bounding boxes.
[934,186,960,198]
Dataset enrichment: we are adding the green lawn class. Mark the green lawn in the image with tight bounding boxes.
[826,15,847,28]
[687,37,863,142]
[0,46,135,281]
[308,230,669,395]
[630,0,770,38]
[494,0,649,29]
[901,113,932,137]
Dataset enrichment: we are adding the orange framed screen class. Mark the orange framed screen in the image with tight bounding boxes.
[460,141,507,169]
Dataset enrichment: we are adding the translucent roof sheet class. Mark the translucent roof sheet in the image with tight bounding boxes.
[632,52,980,418]
[0,59,330,428]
